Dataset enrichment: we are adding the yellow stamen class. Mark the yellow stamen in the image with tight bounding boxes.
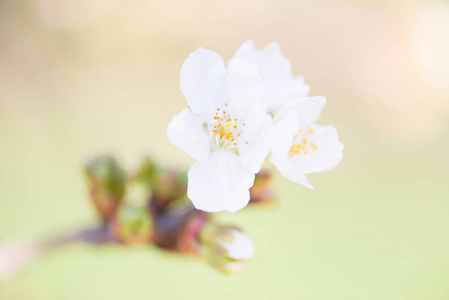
[307,126,314,134]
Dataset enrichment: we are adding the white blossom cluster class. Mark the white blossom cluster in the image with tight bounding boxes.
[168,41,343,213]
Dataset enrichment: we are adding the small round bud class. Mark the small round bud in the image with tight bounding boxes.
[111,204,153,244]
[217,228,255,260]
[84,155,126,219]
[199,223,255,274]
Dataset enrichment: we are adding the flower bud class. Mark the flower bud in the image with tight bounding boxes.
[253,169,272,188]
[249,187,276,205]
[111,204,153,244]
[177,213,209,255]
[133,156,187,206]
[153,169,187,205]
[249,169,276,205]
[132,156,160,187]
[199,223,255,274]
[84,155,126,219]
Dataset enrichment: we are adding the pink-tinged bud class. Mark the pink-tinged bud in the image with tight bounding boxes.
[249,188,276,205]
[84,155,126,219]
[253,169,272,188]
[110,204,153,245]
[151,203,208,252]
[177,213,209,255]
[249,169,276,205]
[199,223,255,274]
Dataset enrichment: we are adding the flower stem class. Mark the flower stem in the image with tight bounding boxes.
[0,223,114,281]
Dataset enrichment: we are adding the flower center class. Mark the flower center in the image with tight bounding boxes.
[289,126,317,156]
[209,103,248,148]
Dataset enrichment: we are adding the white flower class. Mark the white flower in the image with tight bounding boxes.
[228,40,310,114]
[228,40,343,189]
[168,41,343,208]
[269,97,344,189]
[167,48,273,213]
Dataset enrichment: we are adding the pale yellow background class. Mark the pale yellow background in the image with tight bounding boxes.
[1,1,448,299]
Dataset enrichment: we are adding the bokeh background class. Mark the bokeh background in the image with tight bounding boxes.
[1,0,449,299]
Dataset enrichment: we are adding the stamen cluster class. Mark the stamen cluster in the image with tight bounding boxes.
[288,126,317,156]
[209,103,248,148]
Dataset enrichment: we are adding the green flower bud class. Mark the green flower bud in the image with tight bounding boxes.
[153,169,187,204]
[84,154,126,219]
[132,156,187,207]
[199,223,254,274]
[132,156,160,188]
[111,204,153,244]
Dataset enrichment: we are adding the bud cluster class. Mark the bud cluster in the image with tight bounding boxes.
[83,154,275,273]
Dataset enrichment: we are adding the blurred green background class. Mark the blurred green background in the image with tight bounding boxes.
[1,0,449,299]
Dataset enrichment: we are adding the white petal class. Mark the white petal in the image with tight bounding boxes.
[265,75,311,112]
[293,75,311,98]
[225,68,258,102]
[269,112,299,167]
[270,159,314,189]
[227,41,310,113]
[220,229,255,261]
[180,48,227,122]
[187,150,255,213]
[263,77,310,112]
[167,109,210,161]
[227,40,259,78]
[238,115,273,173]
[228,40,292,80]
[274,96,326,125]
[227,87,268,134]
